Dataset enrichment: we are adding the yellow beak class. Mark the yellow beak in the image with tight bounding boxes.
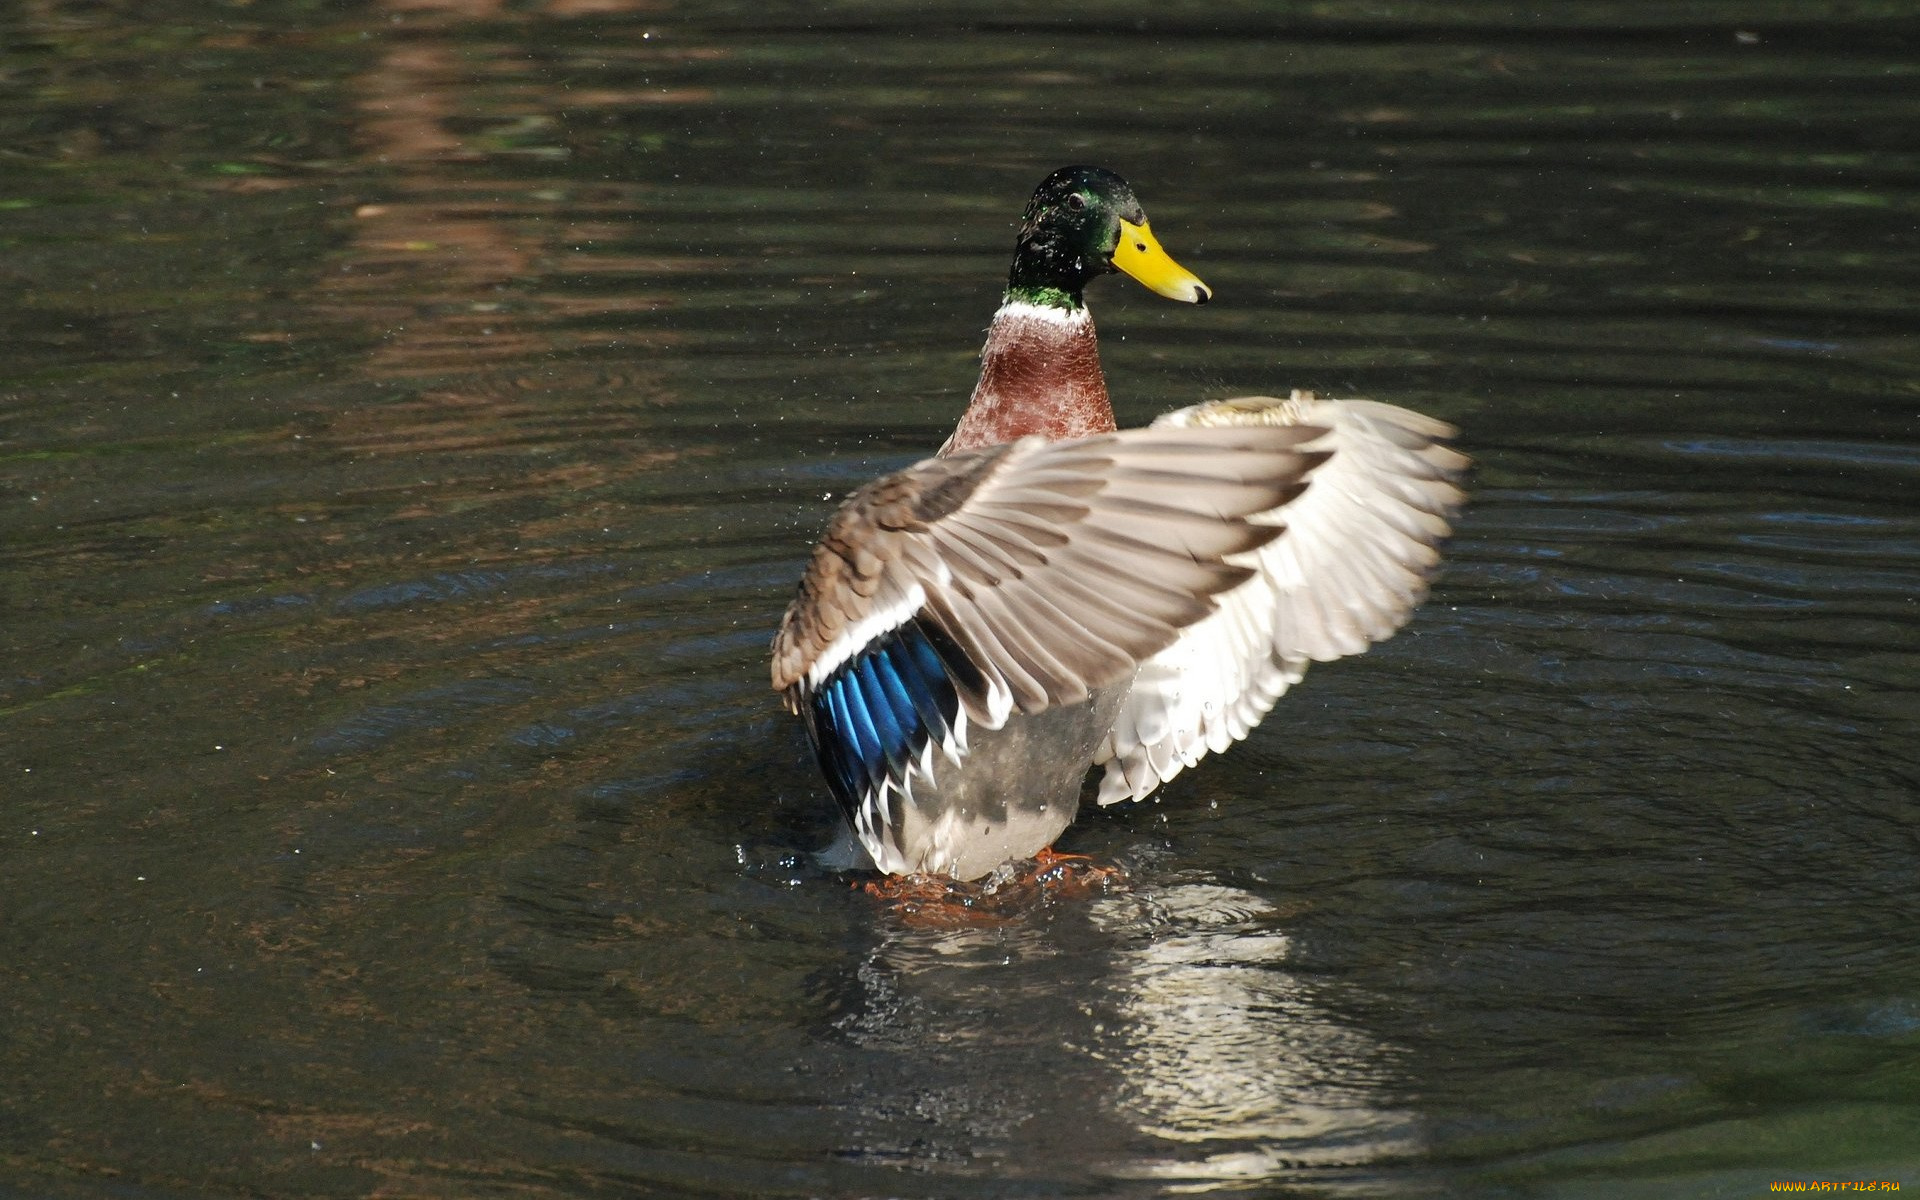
[1111,219,1211,303]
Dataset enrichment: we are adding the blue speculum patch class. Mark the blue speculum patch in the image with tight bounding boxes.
[808,619,961,815]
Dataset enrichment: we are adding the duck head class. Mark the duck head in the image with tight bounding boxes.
[1005,166,1212,309]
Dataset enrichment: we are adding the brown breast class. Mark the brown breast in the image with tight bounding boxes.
[942,304,1116,455]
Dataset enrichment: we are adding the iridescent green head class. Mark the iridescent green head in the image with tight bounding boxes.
[1004,165,1212,310]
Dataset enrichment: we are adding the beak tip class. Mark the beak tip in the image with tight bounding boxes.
[1193,285,1211,304]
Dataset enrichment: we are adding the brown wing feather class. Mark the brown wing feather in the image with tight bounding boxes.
[770,426,1332,727]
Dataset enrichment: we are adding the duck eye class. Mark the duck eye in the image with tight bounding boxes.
[1065,193,1087,212]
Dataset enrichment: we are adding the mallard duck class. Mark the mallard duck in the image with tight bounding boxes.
[772,166,1466,881]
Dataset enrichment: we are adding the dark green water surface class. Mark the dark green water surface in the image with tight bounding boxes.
[3,3,1917,1197]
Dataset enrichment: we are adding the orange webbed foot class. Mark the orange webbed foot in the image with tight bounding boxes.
[859,873,965,903]
[857,872,1006,927]
[1029,844,1126,890]
[854,846,1126,924]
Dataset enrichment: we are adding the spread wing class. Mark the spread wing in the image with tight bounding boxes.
[770,426,1331,825]
[1095,392,1468,805]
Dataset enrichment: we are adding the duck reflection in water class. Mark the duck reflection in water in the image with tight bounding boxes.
[821,874,1417,1189]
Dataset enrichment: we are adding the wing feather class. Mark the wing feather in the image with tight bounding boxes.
[772,426,1333,827]
[1096,392,1467,805]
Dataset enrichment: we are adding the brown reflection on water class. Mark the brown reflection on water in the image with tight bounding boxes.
[195,4,761,1164]
[313,0,702,480]
[7,9,758,1183]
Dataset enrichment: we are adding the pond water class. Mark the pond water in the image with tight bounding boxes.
[3,2,1917,1197]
